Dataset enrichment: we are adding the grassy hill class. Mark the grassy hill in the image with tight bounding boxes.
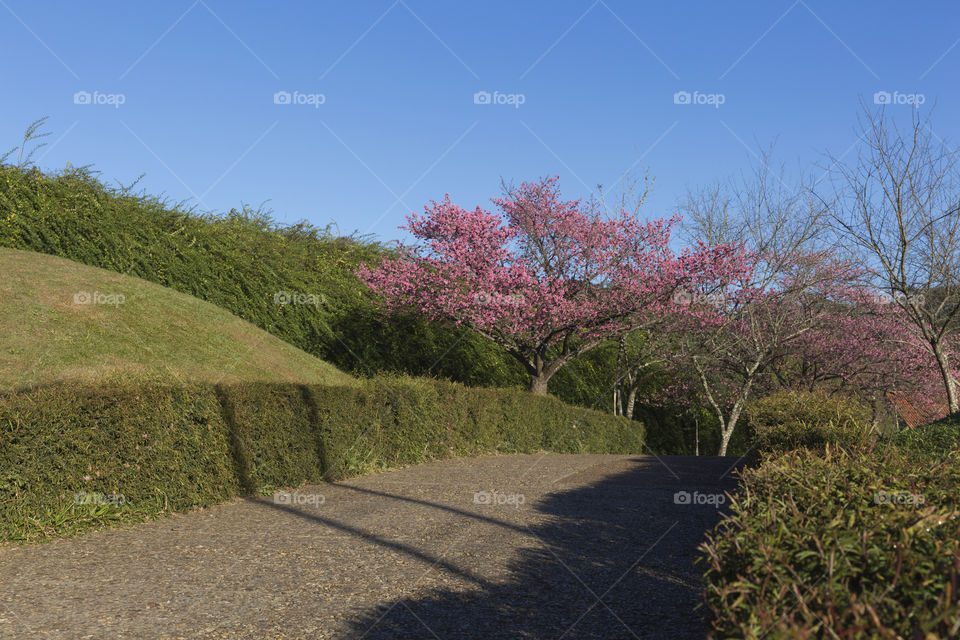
[0,248,356,391]
[0,161,528,389]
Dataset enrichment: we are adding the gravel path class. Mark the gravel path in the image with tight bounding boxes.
[0,454,742,639]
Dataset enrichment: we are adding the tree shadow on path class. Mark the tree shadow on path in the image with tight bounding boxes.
[347,455,742,640]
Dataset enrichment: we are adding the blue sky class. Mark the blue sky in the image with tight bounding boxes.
[2,1,958,243]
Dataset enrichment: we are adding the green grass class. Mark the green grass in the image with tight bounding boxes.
[0,247,357,391]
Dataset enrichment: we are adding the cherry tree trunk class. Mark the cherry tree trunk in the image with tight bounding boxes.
[717,399,746,456]
[529,374,550,395]
[932,342,960,414]
[625,387,638,420]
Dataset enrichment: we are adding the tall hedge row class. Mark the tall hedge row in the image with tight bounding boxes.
[0,375,643,544]
[746,389,874,457]
[0,163,527,387]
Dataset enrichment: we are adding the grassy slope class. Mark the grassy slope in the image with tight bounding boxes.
[0,248,356,391]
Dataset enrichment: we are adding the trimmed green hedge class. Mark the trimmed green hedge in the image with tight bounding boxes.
[699,446,960,639]
[891,414,960,460]
[746,389,873,456]
[0,375,642,543]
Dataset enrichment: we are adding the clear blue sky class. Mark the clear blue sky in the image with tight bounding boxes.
[3,1,958,243]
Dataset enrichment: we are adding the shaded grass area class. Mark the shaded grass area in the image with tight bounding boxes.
[890,412,960,460]
[0,376,644,545]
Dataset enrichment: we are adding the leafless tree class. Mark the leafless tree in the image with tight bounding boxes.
[677,149,839,455]
[825,105,960,413]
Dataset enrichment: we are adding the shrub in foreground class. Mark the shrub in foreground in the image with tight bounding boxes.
[746,389,872,456]
[0,375,642,543]
[700,446,960,639]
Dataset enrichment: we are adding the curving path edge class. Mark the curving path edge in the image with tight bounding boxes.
[0,454,743,639]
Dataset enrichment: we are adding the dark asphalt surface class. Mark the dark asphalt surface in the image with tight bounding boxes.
[0,454,743,639]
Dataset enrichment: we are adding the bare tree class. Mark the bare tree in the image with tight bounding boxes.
[825,105,960,413]
[677,149,841,455]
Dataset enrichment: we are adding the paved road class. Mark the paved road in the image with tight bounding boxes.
[0,454,742,639]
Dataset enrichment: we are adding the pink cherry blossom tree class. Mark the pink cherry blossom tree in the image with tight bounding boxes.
[656,154,866,455]
[357,176,751,395]
[781,298,959,426]
[665,251,866,455]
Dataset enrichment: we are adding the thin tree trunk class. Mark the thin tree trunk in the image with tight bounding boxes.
[717,426,732,456]
[695,414,699,456]
[932,341,960,413]
[625,387,637,420]
[693,356,754,456]
[718,399,746,456]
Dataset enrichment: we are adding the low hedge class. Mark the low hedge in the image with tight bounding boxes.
[0,375,642,543]
[746,389,873,456]
[699,446,960,639]
[891,414,960,460]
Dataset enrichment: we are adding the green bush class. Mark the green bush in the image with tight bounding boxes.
[891,414,960,459]
[0,380,239,542]
[700,446,960,639]
[0,374,642,544]
[747,389,872,455]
